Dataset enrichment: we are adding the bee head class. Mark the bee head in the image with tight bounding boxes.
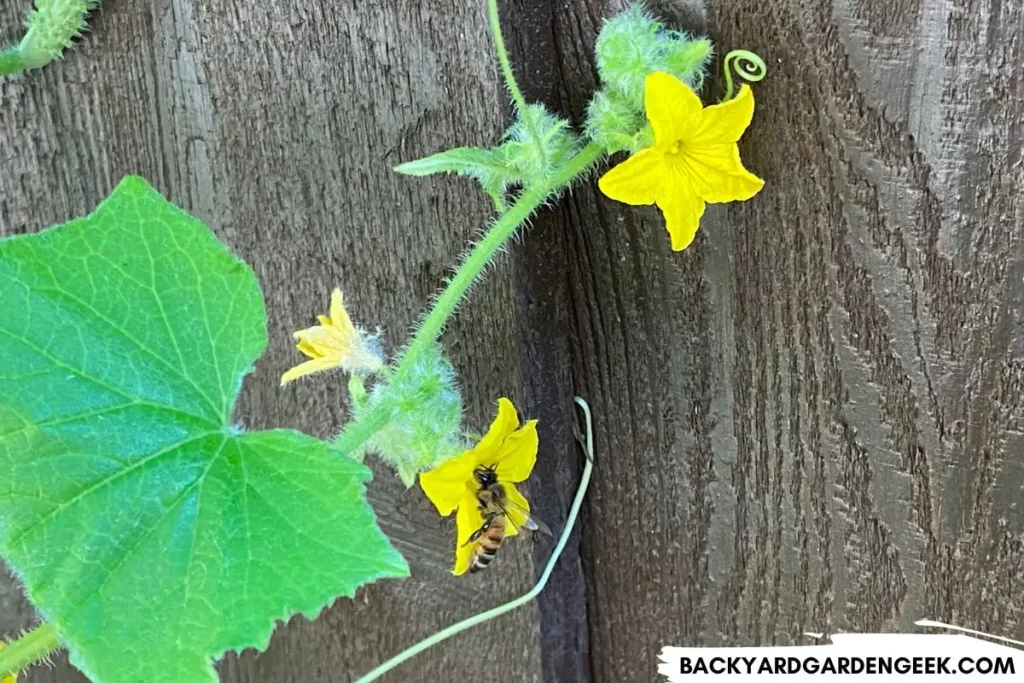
[473,465,499,488]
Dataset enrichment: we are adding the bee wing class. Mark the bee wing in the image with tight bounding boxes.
[498,497,553,536]
[525,513,553,536]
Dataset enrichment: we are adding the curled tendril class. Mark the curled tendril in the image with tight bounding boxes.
[722,50,767,101]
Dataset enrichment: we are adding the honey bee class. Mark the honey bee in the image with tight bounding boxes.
[463,464,551,573]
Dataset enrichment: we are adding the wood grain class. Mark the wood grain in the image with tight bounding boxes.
[546,0,1024,680]
[1,1,545,681]
[3,0,1024,681]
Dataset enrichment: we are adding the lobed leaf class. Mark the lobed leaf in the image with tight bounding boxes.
[0,177,408,683]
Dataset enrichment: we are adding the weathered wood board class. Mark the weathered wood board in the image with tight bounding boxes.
[2,0,1023,681]
[549,0,1024,680]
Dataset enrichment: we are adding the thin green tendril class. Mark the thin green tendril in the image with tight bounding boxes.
[486,0,547,172]
[352,396,597,683]
[722,50,767,101]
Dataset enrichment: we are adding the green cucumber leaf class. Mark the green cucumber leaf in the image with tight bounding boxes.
[0,176,409,683]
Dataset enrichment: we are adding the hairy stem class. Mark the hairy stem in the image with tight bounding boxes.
[353,397,596,683]
[0,48,23,76]
[330,143,602,459]
[331,394,395,456]
[0,624,61,678]
[395,142,603,378]
[330,4,605,464]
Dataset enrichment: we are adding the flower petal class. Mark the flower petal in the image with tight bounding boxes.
[678,144,764,203]
[657,187,707,252]
[502,484,532,538]
[598,148,665,206]
[328,289,357,334]
[295,339,321,360]
[690,85,756,145]
[419,451,476,516]
[293,324,322,343]
[492,419,538,483]
[645,71,703,146]
[454,491,485,576]
[279,357,340,385]
[475,398,520,462]
[294,324,348,353]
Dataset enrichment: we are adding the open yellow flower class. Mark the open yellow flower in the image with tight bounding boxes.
[280,289,383,385]
[419,398,538,575]
[599,71,764,251]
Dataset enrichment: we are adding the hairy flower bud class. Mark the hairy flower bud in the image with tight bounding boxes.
[585,90,648,155]
[17,0,97,69]
[354,345,465,486]
[588,4,712,153]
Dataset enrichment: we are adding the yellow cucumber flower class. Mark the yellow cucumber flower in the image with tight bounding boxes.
[598,71,764,251]
[419,398,538,576]
[280,289,383,385]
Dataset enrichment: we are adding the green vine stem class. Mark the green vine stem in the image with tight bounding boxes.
[393,142,603,381]
[486,0,527,118]
[353,396,596,683]
[332,141,602,456]
[333,0,603,461]
[722,49,767,101]
[332,395,397,456]
[0,623,61,679]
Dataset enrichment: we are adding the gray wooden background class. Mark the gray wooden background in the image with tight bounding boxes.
[2,0,1023,681]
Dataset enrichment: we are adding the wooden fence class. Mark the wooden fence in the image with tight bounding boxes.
[2,0,1022,680]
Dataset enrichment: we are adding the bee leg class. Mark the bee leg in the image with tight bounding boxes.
[462,514,495,546]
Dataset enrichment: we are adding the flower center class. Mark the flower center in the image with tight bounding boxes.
[666,140,684,156]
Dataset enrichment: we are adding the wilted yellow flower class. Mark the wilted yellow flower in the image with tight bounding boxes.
[0,641,16,683]
[599,71,764,251]
[280,289,383,385]
[419,398,538,575]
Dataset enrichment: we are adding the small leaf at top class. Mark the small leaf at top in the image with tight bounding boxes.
[395,146,520,205]
[394,146,504,177]
[0,177,408,683]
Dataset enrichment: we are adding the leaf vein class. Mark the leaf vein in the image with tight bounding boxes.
[6,431,220,549]
[0,327,215,427]
[22,278,222,421]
